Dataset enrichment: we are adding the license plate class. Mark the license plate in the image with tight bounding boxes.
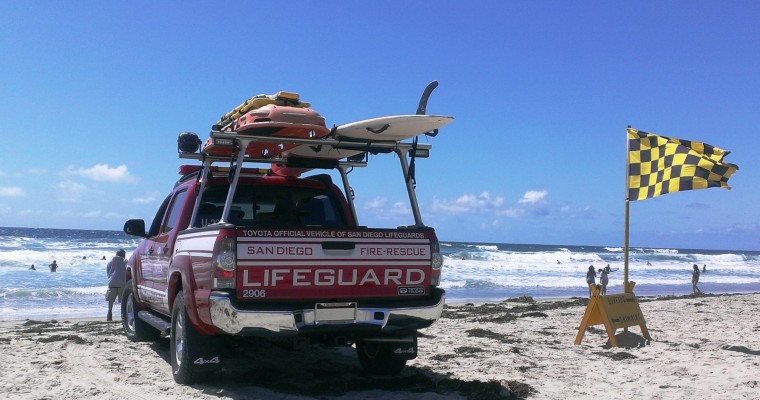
[314,302,356,324]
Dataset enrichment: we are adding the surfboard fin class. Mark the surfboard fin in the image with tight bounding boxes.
[416,80,439,115]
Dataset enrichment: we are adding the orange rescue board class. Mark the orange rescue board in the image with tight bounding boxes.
[203,104,331,158]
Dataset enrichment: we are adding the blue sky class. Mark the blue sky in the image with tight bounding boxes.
[1,2,758,251]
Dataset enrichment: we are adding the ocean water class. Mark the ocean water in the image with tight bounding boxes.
[1,227,758,320]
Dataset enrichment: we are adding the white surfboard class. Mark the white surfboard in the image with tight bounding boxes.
[335,114,453,142]
[282,114,453,160]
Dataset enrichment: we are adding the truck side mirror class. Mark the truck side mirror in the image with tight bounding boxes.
[123,219,148,238]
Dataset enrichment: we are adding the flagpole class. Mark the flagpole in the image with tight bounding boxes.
[624,126,631,293]
[624,199,630,293]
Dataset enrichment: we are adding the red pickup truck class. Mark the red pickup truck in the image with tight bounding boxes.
[121,88,449,384]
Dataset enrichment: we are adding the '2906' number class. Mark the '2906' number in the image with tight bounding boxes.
[242,289,266,298]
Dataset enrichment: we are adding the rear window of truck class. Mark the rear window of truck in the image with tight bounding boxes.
[195,184,346,228]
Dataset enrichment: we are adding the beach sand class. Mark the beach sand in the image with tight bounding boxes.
[1,293,758,400]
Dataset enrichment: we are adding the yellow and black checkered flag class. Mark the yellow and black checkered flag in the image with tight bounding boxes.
[627,128,738,201]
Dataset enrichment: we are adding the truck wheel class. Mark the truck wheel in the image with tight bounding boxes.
[170,291,220,384]
[356,340,408,375]
[121,280,160,342]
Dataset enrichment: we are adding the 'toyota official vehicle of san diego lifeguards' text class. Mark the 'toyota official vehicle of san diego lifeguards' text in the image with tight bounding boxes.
[121,82,453,383]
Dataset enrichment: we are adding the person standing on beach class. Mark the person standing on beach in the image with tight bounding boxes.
[105,249,127,322]
[598,268,609,295]
[691,264,703,295]
[49,260,58,272]
[586,265,597,296]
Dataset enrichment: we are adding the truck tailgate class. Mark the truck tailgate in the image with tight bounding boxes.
[235,228,433,300]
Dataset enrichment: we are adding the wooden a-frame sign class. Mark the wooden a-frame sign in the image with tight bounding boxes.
[574,284,652,347]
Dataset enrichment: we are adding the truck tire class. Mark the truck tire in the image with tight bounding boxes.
[356,340,408,375]
[170,291,220,384]
[121,280,160,342]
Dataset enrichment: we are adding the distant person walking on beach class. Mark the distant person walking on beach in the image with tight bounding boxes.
[598,268,609,295]
[692,264,703,295]
[586,265,597,296]
[49,260,58,272]
[105,249,127,322]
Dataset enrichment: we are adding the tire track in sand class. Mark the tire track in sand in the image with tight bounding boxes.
[63,342,155,400]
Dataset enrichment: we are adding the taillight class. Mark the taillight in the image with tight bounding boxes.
[213,234,236,289]
[430,238,443,286]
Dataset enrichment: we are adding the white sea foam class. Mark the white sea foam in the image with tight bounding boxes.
[1,228,759,320]
[439,242,760,297]
[649,248,680,254]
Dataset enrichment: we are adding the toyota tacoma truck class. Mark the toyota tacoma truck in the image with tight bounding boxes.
[121,86,450,384]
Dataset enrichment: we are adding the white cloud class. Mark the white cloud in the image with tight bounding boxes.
[518,190,548,204]
[361,197,411,221]
[725,223,759,234]
[5,168,47,177]
[559,204,591,218]
[390,201,410,216]
[80,210,121,219]
[432,192,505,215]
[26,168,47,175]
[363,197,388,210]
[104,211,121,219]
[55,180,88,202]
[432,197,470,214]
[479,192,505,207]
[496,208,524,218]
[63,164,138,184]
[0,187,25,197]
[132,196,156,205]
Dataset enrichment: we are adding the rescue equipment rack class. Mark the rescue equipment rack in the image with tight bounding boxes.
[178,131,432,228]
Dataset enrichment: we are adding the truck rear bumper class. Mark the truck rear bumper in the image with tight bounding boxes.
[208,289,445,336]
